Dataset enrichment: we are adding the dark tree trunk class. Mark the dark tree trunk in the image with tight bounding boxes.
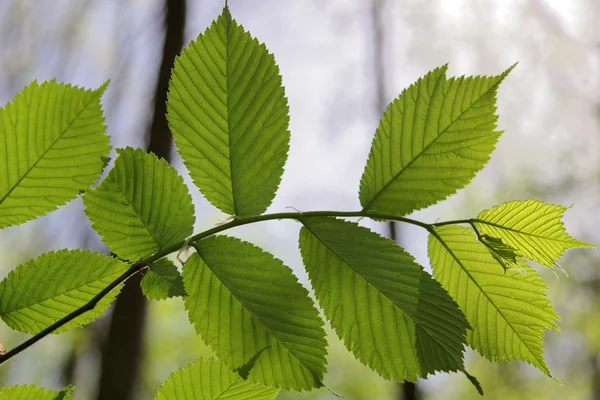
[95,1,186,399]
[388,222,419,400]
[145,0,186,160]
[370,0,419,399]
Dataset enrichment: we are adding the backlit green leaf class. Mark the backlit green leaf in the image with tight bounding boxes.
[428,226,559,375]
[359,65,514,216]
[299,217,468,381]
[479,234,520,270]
[0,80,110,228]
[183,236,327,390]
[155,358,279,400]
[83,147,195,262]
[0,250,128,334]
[475,199,591,269]
[0,384,74,400]
[167,6,290,217]
[141,258,186,300]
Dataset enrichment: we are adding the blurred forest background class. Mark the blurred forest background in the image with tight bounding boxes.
[0,0,599,399]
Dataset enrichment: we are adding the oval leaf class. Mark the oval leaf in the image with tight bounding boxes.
[359,65,514,216]
[298,217,468,381]
[183,236,327,390]
[141,258,186,301]
[428,225,560,376]
[167,6,290,217]
[0,80,110,228]
[83,147,195,262]
[0,250,129,334]
[155,358,279,400]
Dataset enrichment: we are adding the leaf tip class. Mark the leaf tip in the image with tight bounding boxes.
[324,384,342,397]
[100,155,111,171]
[497,62,518,82]
[461,369,484,396]
[222,0,232,20]
[96,80,110,96]
[552,375,564,385]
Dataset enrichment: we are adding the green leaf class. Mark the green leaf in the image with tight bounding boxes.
[183,236,327,390]
[428,226,560,375]
[141,258,186,300]
[479,234,520,270]
[461,370,484,396]
[0,384,74,400]
[155,358,279,400]
[298,217,468,381]
[167,5,290,217]
[0,250,129,334]
[234,347,270,380]
[56,386,75,400]
[359,65,514,216]
[475,199,592,269]
[83,147,195,262]
[0,80,110,228]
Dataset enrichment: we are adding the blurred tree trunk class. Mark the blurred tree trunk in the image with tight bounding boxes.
[370,0,419,399]
[95,1,186,399]
[60,344,77,386]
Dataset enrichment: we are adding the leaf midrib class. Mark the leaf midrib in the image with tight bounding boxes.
[106,167,166,259]
[3,264,125,314]
[223,9,238,216]
[362,74,502,212]
[474,219,585,245]
[214,377,241,399]
[0,87,100,206]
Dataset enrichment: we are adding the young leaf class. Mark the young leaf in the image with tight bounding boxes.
[428,226,560,376]
[298,217,468,381]
[359,65,514,216]
[167,5,290,217]
[0,384,74,400]
[141,258,186,300]
[234,347,271,380]
[479,234,520,270]
[83,147,195,262]
[474,199,591,269]
[183,236,327,390]
[0,250,129,335]
[0,80,110,228]
[155,358,279,400]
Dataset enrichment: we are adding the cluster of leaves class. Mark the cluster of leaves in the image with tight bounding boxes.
[0,5,590,399]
